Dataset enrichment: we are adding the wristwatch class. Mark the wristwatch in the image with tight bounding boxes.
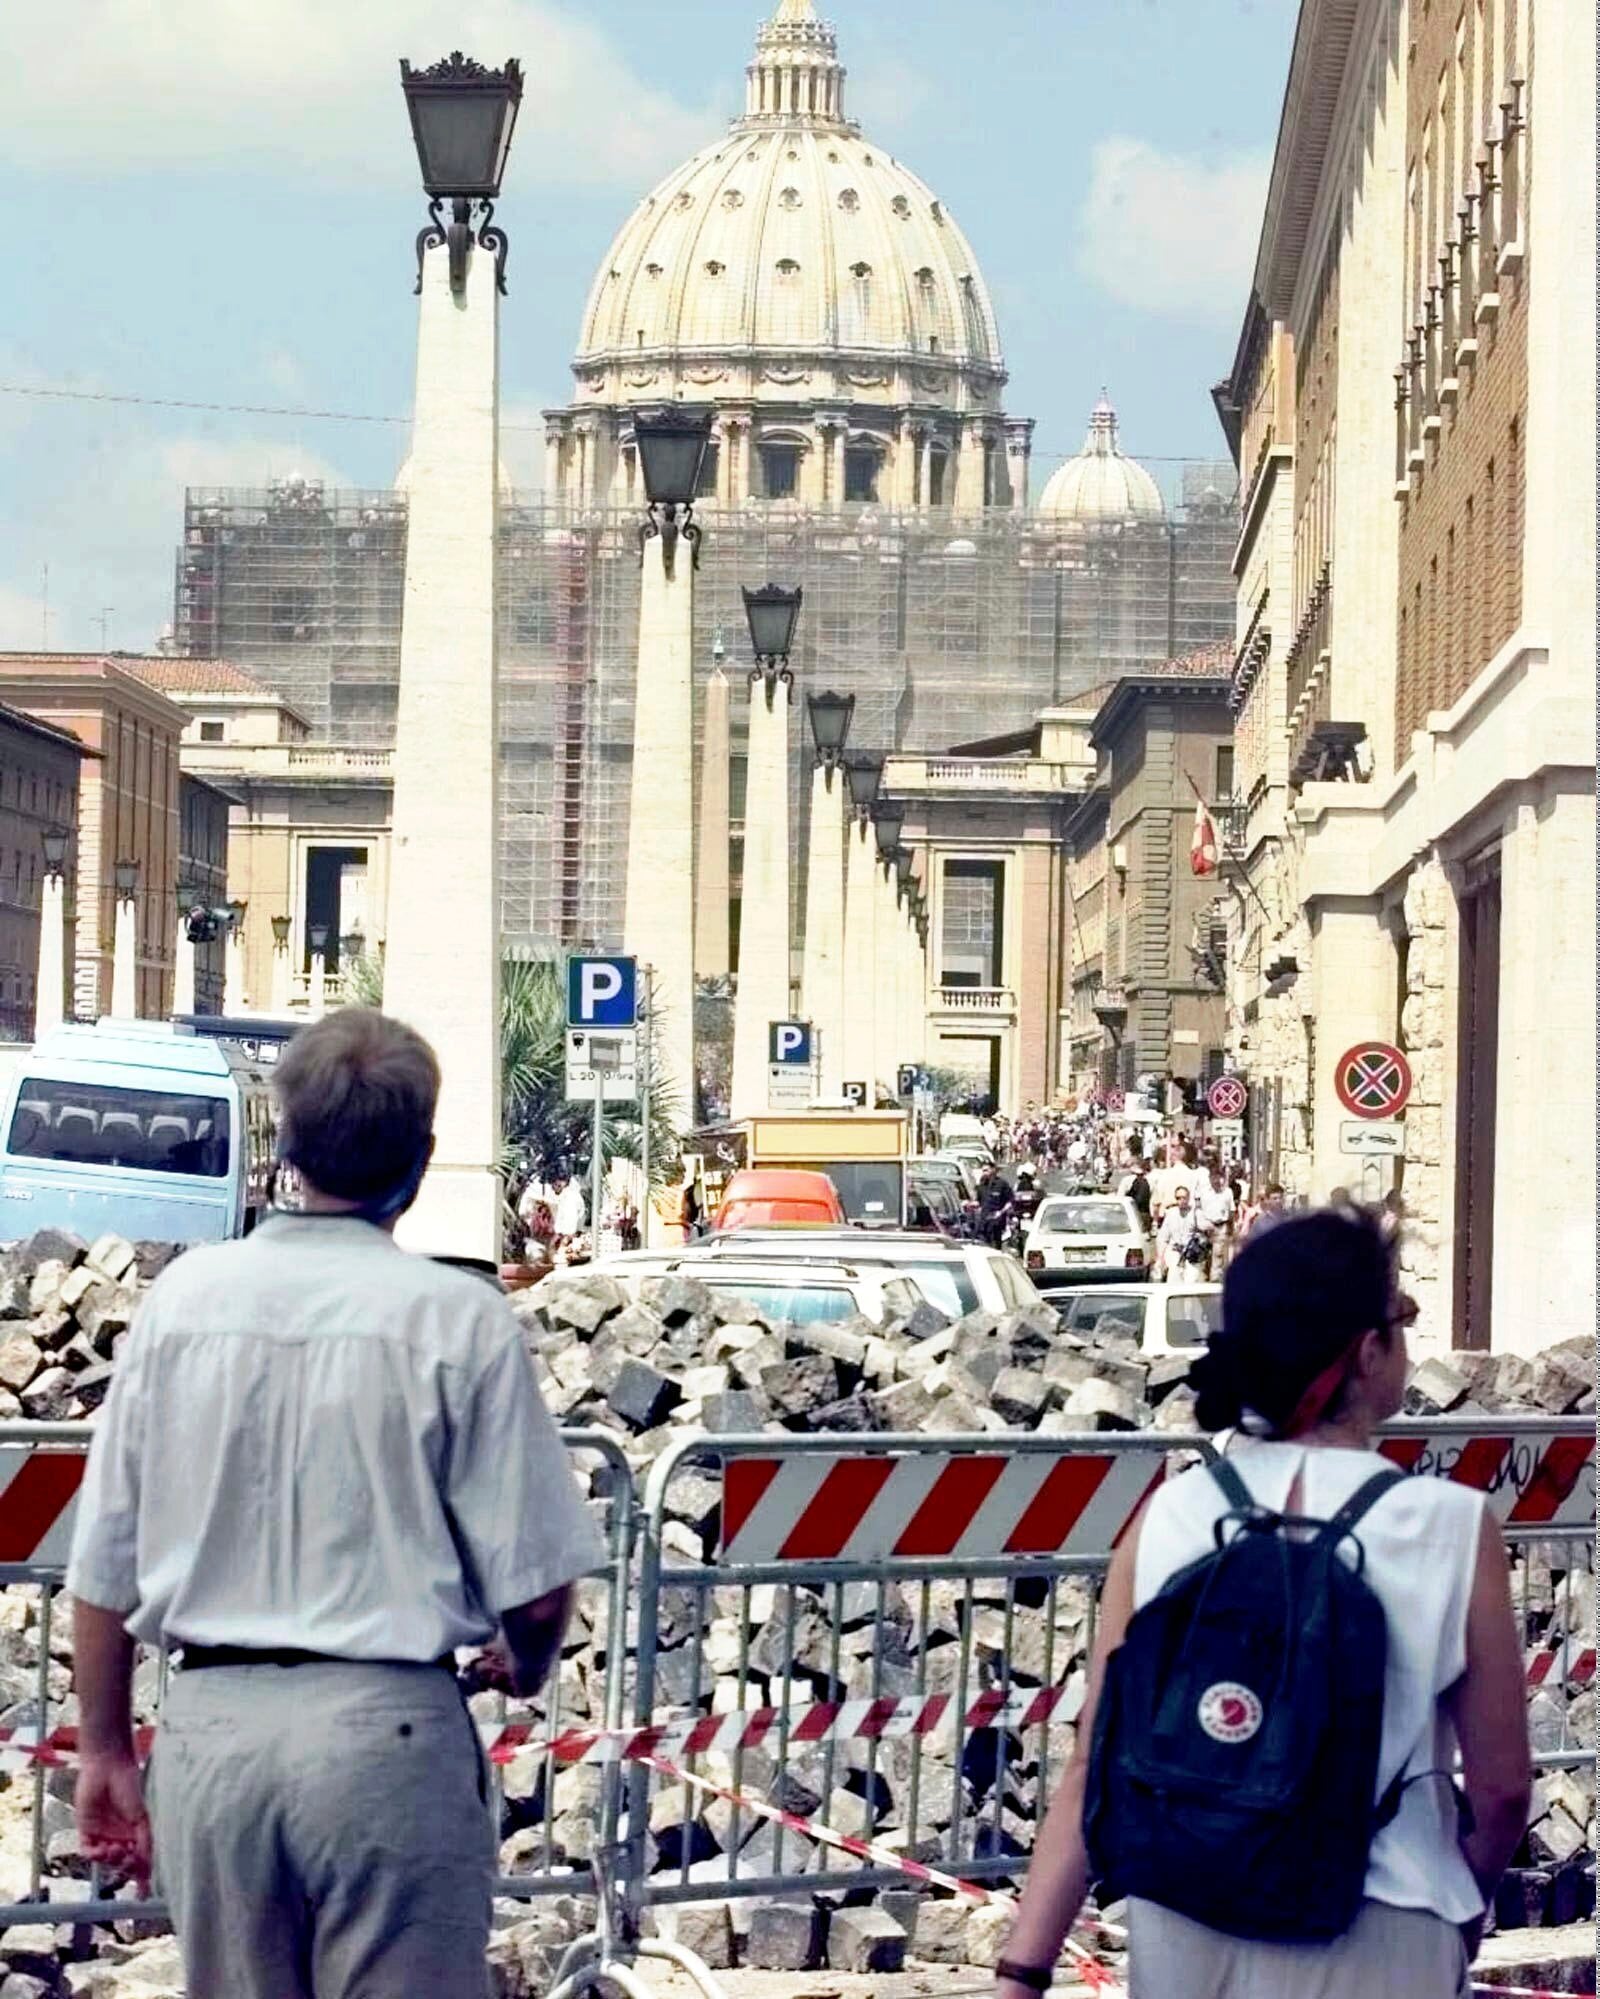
[995,1960,1052,1993]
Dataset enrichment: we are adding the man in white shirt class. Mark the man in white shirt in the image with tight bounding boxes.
[67,1009,605,1999]
[1155,1183,1204,1284]
[552,1174,587,1241]
[1149,1139,1200,1222]
[1193,1160,1237,1277]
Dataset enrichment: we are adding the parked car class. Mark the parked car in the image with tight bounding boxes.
[906,1168,970,1238]
[1022,1194,1150,1284]
[691,1227,1044,1319]
[1050,1282,1223,1357]
[712,1169,846,1231]
[599,1254,922,1328]
[913,1153,983,1216]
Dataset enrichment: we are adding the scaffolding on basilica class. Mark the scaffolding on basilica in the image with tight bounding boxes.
[173,469,1236,951]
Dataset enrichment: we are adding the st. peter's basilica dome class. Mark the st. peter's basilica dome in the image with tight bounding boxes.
[1035,395,1166,523]
[546,0,1033,513]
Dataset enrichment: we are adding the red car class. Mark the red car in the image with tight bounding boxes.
[711,1169,847,1231]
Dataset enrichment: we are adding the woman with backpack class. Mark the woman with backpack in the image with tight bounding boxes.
[995,1206,1532,1999]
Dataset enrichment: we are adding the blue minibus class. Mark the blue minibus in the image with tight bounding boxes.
[0,1021,277,1246]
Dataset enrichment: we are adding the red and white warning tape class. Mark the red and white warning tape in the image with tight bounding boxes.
[1468,1986,1593,1998]
[489,1681,1086,1767]
[635,1746,1127,1994]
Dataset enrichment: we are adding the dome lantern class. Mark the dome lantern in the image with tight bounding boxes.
[744,0,848,128]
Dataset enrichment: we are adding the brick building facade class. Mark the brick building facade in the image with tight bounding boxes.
[1216,0,1593,1356]
[0,705,87,1039]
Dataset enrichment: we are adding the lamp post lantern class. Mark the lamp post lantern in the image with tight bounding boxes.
[400,53,523,294]
[742,583,803,702]
[845,755,883,819]
[634,407,713,581]
[806,690,854,769]
[41,829,68,880]
[383,47,517,1258]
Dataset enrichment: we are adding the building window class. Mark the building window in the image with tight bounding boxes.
[844,448,879,503]
[940,858,1004,988]
[929,448,948,507]
[200,721,225,743]
[761,444,800,499]
[1214,745,1234,798]
[697,443,720,498]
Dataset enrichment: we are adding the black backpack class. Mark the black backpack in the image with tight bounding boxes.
[1084,1458,1409,1943]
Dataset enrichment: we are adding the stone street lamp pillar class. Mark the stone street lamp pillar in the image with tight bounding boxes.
[309,925,330,1021]
[269,916,293,1016]
[384,50,522,1261]
[802,691,853,1100]
[729,585,802,1119]
[36,830,69,1035]
[223,900,248,1014]
[870,804,904,1097]
[109,860,139,1021]
[694,660,732,980]
[173,897,199,1018]
[839,759,881,1090]
[625,407,712,1129]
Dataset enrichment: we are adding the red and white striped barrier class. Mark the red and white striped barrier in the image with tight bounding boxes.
[492,1681,1087,1767]
[0,1444,87,1566]
[1378,1430,1594,1530]
[1524,1637,1596,1692]
[720,1450,1168,1565]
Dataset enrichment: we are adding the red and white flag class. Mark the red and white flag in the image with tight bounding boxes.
[1190,798,1218,877]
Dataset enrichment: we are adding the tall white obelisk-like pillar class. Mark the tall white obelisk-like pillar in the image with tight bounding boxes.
[624,530,697,1128]
[871,857,901,1098]
[695,668,732,981]
[840,811,877,1092]
[730,673,793,1118]
[223,923,247,1014]
[801,761,847,1100]
[110,895,138,1021]
[382,231,502,1259]
[173,931,197,1017]
[36,874,66,1034]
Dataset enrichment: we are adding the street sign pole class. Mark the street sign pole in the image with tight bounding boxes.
[640,966,653,1248]
[590,1085,604,1261]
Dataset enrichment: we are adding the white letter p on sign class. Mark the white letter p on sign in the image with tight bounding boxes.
[581,963,622,1019]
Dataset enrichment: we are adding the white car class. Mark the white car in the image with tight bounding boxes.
[1051,1283,1223,1356]
[1023,1194,1151,1282]
[595,1253,923,1328]
[659,1229,1043,1320]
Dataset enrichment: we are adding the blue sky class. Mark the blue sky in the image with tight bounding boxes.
[0,0,1296,655]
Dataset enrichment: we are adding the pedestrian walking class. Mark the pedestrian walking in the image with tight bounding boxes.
[1194,1158,1237,1277]
[994,1206,1531,1999]
[66,1008,606,1999]
[1154,1182,1205,1283]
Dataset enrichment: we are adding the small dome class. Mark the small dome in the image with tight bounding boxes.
[1036,394,1165,522]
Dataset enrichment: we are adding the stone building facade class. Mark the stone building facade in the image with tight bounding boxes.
[1215,0,1594,1356]
[0,656,188,1022]
[0,705,86,1038]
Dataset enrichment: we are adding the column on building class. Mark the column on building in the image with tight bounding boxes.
[695,670,732,979]
[624,526,698,1127]
[840,814,877,1090]
[954,418,987,515]
[734,413,754,506]
[1004,418,1035,511]
[801,762,847,1098]
[729,675,793,1118]
[894,414,919,510]
[544,420,566,506]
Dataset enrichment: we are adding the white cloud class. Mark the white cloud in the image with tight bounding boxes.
[1076,137,1269,321]
[0,0,712,192]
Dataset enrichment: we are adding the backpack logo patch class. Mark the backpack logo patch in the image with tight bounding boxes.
[1198,1681,1264,1744]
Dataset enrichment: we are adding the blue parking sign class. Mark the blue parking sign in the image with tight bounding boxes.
[567,955,637,1028]
[769,1021,812,1066]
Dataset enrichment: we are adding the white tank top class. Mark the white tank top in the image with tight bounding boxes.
[1133,1441,1487,1924]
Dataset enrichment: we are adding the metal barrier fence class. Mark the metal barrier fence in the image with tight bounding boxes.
[0,1420,638,1933]
[0,1411,1586,1982]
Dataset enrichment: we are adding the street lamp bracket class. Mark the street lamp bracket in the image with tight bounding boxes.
[634,409,713,578]
[743,583,803,707]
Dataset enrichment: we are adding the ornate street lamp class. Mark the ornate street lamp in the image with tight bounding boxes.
[270,915,291,950]
[806,690,855,770]
[895,851,915,891]
[227,898,248,933]
[308,923,330,957]
[113,859,139,900]
[845,756,882,822]
[40,828,69,879]
[634,408,713,578]
[340,925,366,966]
[742,583,804,707]
[873,801,905,860]
[400,52,524,295]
